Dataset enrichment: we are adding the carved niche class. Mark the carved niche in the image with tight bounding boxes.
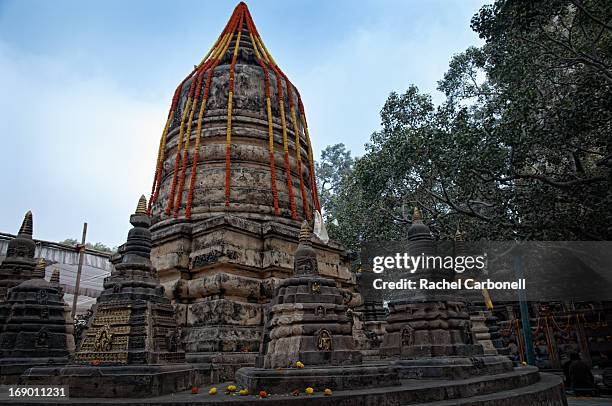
[36,328,49,348]
[401,326,415,348]
[295,256,318,276]
[94,325,114,352]
[316,329,332,351]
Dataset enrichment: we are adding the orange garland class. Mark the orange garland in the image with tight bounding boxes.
[224,11,244,207]
[174,68,206,217]
[273,68,297,219]
[185,25,235,219]
[298,96,321,212]
[149,3,320,220]
[165,75,198,215]
[245,9,280,215]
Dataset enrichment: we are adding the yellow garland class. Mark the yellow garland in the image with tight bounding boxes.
[165,95,193,214]
[152,110,175,193]
[186,28,235,217]
[290,105,310,218]
[224,18,243,206]
[174,90,199,213]
[226,92,233,146]
[300,111,319,208]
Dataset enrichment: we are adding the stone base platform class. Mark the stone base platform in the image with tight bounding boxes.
[20,364,205,397]
[187,352,256,382]
[0,358,69,385]
[1,367,566,405]
[394,355,514,379]
[235,364,400,393]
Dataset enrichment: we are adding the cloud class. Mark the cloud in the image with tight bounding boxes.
[0,40,166,246]
[290,1,483,158]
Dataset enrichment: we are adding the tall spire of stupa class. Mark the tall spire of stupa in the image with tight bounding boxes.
[0,210,38,299]
[148,2,320,223]
[18,210,33,237]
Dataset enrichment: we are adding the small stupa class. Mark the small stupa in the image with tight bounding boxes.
[0,224,74,385]
[236,221,398,392]
[0,211,38,301]
[380,208,482,359]
[72,196,184,365]
[455,229,508,356]
[23,197,200,397]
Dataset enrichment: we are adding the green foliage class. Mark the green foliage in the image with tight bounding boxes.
[59,238,116,253]
[317,0,612,247]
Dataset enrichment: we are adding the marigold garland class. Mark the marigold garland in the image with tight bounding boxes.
[149,3,320,220]
[246,11,280,215]
[273,68,297,219]
[246,5,313,220]
[224,12,245,208]
[165,78,197,215]
[298,99,321,212]
[185,28,235,219]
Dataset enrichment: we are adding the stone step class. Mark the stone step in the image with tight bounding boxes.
[409,372,565,405]
[9,367,564,405]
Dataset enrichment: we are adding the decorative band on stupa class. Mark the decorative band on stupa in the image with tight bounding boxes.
[148,2,320,222]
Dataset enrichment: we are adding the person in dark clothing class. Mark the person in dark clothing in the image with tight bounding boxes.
[567,352,596,396]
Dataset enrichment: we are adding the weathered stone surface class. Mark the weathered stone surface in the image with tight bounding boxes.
[0,212,74,384]
[150,214,358,377]
[19,197,202,396]
[72,197,185,366]
[23,364,201,398]
[381,209,483,358]
[236,364,399,393]
[0,211,37,302]
[260,222,362,369]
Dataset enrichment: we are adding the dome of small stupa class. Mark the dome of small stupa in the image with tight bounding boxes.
[148,2,320,225]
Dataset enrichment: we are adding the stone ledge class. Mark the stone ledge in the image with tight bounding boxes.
[1,369,565,405]
[235,363,400,393]
[21,364,201,398]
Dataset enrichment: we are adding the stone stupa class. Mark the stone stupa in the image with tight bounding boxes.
[0,213,74,384]
[236,221,399,393]
[145,1,360,379]
[0,211,37,302]
[23,197,200,397]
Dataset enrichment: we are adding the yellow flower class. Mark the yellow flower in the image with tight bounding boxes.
[324,388,332,396]
[305,387,314,395]
[239,389,249,396]
[208,387,217,395]
[296,361,305,368]
[227,385,237,392]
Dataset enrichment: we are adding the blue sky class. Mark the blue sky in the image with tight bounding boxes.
[0,0,485,246]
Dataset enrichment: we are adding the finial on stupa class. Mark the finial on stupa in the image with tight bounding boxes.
[454,229,465,241]
[412,207,423,223]
[50,268,60,285]
[18,210,33,237]
[33,258,47,279]
[299,220,312,244]
[136,195,147,215]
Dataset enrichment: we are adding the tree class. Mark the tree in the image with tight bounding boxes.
[58,239,116,254]
[317,0,612,248]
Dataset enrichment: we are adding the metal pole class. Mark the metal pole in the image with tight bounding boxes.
[514,253,535,365]
[70,222,87,320]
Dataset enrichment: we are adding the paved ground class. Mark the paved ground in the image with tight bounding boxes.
[567,397,612,405]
